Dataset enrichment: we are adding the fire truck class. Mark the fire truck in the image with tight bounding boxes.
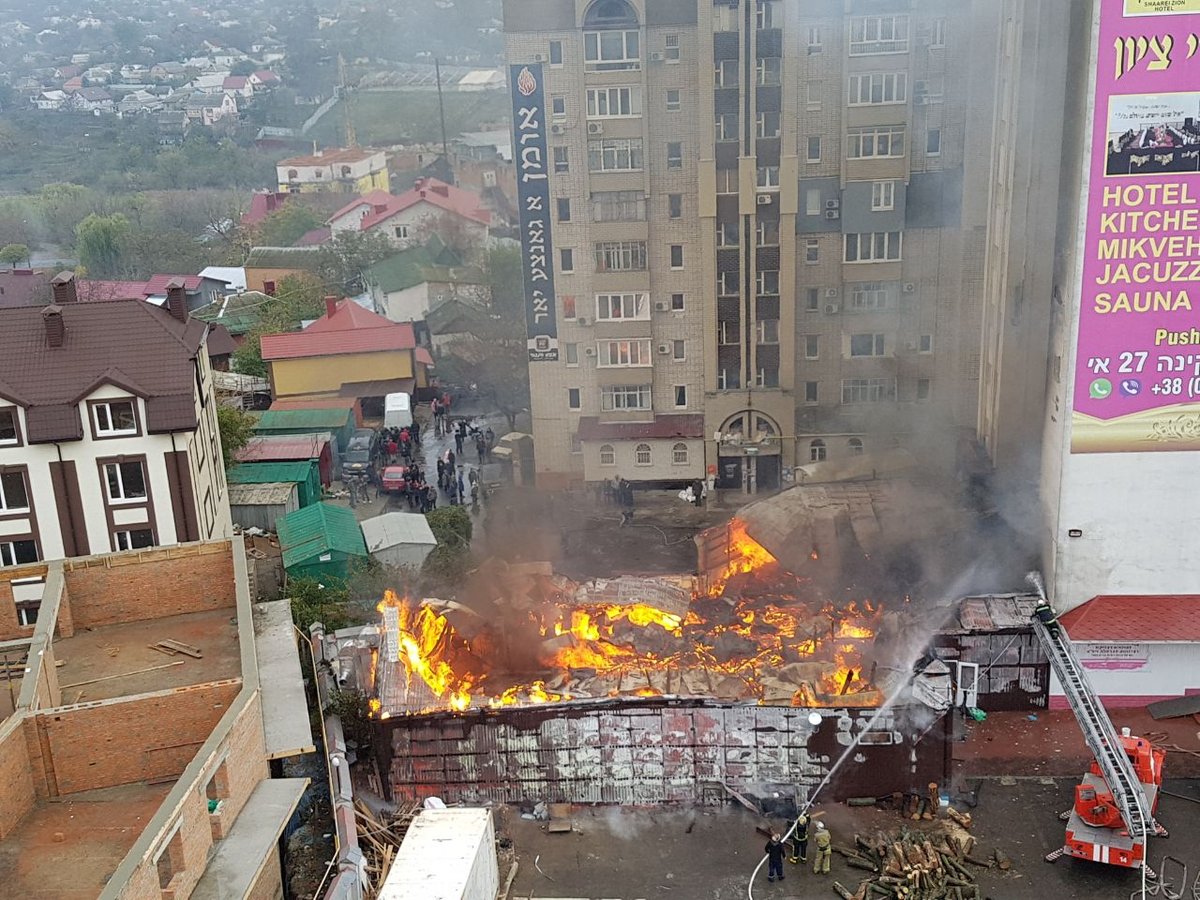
[1031,601,1165,868]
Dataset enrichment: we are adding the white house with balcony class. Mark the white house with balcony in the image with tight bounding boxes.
[0,273,231,573]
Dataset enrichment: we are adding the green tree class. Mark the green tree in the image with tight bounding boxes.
[74,213,130,277]
[317,230,396,293]
[0,243,29,267]
[257,202,324,247]
[230,60,257,77]
[286,576,355,631]
[232,274,329,376]
[216,405,257,469]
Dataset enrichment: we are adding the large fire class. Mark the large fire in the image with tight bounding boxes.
[373,522,884,716]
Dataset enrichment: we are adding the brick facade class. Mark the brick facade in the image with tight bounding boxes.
[0,722,35,840]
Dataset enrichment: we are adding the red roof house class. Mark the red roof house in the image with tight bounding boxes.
[328,178,491,250]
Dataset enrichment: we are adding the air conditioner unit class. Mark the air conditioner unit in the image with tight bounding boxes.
[825,199,840,210]
[824,303,840,315]
[824,210,839,220]
[902,282,916,293]
[584,346,596,356]
[756,194,772,205]
[550,124,565,135]
[824,288,838,298]
[587,121,604,135]
[577,316,590,326]
[655,301,668,311]
[650,51,664,62]
[533,54,546,62]
[657,344,671,355]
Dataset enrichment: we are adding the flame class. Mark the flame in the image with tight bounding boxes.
[375,590,478,713]
[708,520,777,596]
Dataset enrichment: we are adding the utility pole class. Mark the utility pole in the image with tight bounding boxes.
[435,58,451,179]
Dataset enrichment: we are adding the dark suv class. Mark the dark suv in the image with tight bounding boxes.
[342,429,379,480]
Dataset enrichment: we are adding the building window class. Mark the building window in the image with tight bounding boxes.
[917,378,932,400]
[104,460,147,503]
[757,112,781,138]
[664,33,680,61]
[592,190,646,222]
[717,368,740,390]
[809,439,827,462]
[672,339,685,360]
[757,57,782,86]
[806,135,821,162]
[156,830,185,890]
[0,470,30,513]
[666,142,683,169]
[715,113,739,142]
[757,220,780,246]
[715,59,739,88]
[805,288,820,311]
[804,381,819,403]
[551,95,567,118]
[927,128,942,156]
[565,343,579,366]
[806,81,822,111]
[844,231,903,263]
[595,241,647,271]
[848,126,906,159]
[756,270,779,295]
[919,334,933,353]
[718,321,740,345]
[599,444,616,465]
[560,249,574,272]
[871,181,896,211]
[849,15,910,55]
[17,602,39,627]
[263,280,277,295]
[848,73,908,106]
[756,166,780,189]
[805,188,821,216]
[668,194,682,218]
[672,442,689,465]
[553,146,570,173]
[804,335,820,359]
[561,295,577,318]
[556,198,572,222]
[584,29,640,72]
[848,437,865,455]
[914,79,944,104]
[850,281,897,310]
[586,85,642,118]
[842,378,896,403]
[601,385,652,410]
[756,319,779,344]
[670,245,684,268]
[756,0,781,29]
[674,385,687,408]
[671,293,685,311]
[718,271,739,296]
[567,388,581,410]
[850,333,887,357]
[597,340,653,367]
[808,26,823,50]
[716,168,738,193]
[588,138,643,172]
[93,400,137,436]
[0,408,18,445]
[114,529,154,551]
[596,293,649,321]
[549,40,564,66]
[0,539,37,567]
[931,18,947,49]
[666,88,681,111]
[635,443,652,466]
[805,239,820,263]
[393,224,410,239]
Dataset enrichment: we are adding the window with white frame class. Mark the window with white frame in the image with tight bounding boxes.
[551,95,566,118]
[757,57,781,85]
[917,378,932,400]
[666,88,681,110]
[756,270,779,295]
[805,239,820,263]
[103,460,147,502]
[565,342,579,365]
[850,281,897,310]
[93,400,137,436]
[674,384,687,407]
[716,168,738,193]
[718,321,740,345]
[849,16,909,55]
[595,241,647,271]
[592,190,646,222]
[714,2,739,31]
[588,138,643,172]
[715,59,739,88]
[393,224,410,239]
[664,33,680,61]
[0,539,37,567]
[931,18,947,48]
[848,437,865,455]
[757,220,779,246]
[919,334,934,353]
[718,222,739,247]
[0,409,16,445]
[567,388,581,410]
[756,0,781,29]
[553,146,570,173]
[804,381,819,402]
[757,111,781,138]
[842,378,896,403]
[549,40,563,65]
[804,334,820,359]
[809,438,827,462]
[635,443,652,466]
[844,231,903,263]
[672,442,689,464]
[757,319,779,344]
[927,128,942,156]
[717,367,739,390]
[850,333,887,357]
[585,30,640,71]
[599,444,616,465]
[848,126,906,159]
[715,113,739,142]
[670,293,685,312]
[597,340,653,367]
[805,188,821,216]
[670,245,684,268]
[718,271,739,295]
[806,81,823,110]
[114,529,154,551]
[871,181,896,210]
[601,384,652,410]
[808,25,823,50]
[586,85,642,118]
[596,293,649,321]
[806,135,822,162]
[0,470,29,512]
[848,72,907,106]
[672,339,685,360]
[756,166,780,189]
[666,142,683,168]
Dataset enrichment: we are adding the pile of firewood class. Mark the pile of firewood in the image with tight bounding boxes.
[830,827,1003,900]
[353,799,422,898]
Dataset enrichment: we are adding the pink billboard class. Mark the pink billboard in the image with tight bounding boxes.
[1073,0,1200,452]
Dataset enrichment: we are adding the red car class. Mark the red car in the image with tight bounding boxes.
[379,466,409,493]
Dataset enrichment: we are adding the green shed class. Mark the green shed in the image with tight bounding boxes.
[277,502,368,582]
[227,460,322,508]
[254,408,356,452]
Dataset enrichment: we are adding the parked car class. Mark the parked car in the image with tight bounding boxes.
[343,428,380,480]
[379,465,410,493]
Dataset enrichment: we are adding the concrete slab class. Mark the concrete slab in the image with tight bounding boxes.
[252,599,315,758]
[191,777,309,900]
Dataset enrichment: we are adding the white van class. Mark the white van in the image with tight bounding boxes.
[383,392,413,429]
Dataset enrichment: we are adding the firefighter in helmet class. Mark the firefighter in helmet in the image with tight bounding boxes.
[1033,600,1060,637]
[788,813,809,864]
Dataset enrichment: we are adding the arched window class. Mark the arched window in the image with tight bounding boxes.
[635,442,652,465]
[672,442,688,464]
[287,169,298,180]
[809,439,827,462]
[848,437,864,456]
[583,0,639,29]
[599,444,616,465]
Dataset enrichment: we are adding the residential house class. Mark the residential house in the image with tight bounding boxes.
[242,191,293,227]
[116,89,162,116]
[33,91,67,110]
[276,148,391,195]
[187,72,232,95]
[0,273,232,564]
[142,274,232,310]
[155,110,189,144]
[326,190,394,235]
[61,76,83,93]
[200,266,246,293]
[150,61,187,81]
[244,247,326,295]
[52,64,80,80]
[70,87,113,113]
[330,177,490,252]
[364,239,487,326]
[260,297,432,413]
[222,75,253,98]
[0,269,52,309]
[250,70,281,88]
[184,92,237,126]
[119,63,149,82]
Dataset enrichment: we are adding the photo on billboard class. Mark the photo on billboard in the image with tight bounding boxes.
[1105,92,1200,176]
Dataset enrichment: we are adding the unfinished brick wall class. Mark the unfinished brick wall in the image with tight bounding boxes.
[64,543,236,630]
[244,854,285,900]
[114,780,213,900]
[26,679,240,797]
[0,562,49,642]
[0,720,35,840]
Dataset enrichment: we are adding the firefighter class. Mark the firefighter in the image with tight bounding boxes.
[764,832,787,883]
[788,813,809,864]
[1033,600,1060,637]
[812,822,832,875]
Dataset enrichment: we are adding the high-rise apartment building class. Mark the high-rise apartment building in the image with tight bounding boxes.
[505,0,1052,493]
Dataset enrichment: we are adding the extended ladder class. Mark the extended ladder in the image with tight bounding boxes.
[1032,618,1154,840]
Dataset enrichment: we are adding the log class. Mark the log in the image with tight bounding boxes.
[846,856,880,873]
[946,807,972,829]
[993,848,1011,871]
[833,882,857,900]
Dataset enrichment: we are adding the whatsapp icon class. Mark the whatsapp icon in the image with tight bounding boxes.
[1089,378,1112,400]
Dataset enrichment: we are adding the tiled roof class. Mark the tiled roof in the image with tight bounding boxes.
[262,298,418,360]
[359,177,491,230]
[1059,595,1200,642]
[143,274,205,295]
[295,226,331,246]
[242,192,291,226]
[223,76,249,89]
[0,298,205,442]
[577,415,705,442]
[77,279,147,301]
[327,190,393,224]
